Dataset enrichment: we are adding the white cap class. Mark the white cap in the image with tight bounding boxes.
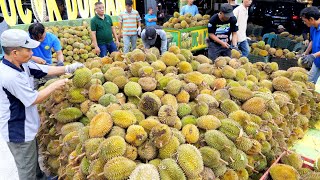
[1,29,40,49]
[277,25,285,30]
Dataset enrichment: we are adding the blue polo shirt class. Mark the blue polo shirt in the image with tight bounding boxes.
[0,59,48,142]
[32,32,62,65]
[180,4,199,16]
[144,14,157,27]
[311,25,320,68]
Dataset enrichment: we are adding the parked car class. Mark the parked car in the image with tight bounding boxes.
[248,0,307,35]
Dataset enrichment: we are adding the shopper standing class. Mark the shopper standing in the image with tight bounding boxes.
[91,2,119,57]
[180,0,199,16]
[119,0,142,53]
[233,0,252,57]
[145,7,157,27]
[0,29,83,180]
[300,6,320,83]
[207,3,238,61]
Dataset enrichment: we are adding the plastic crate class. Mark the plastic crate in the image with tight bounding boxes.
[275,36,291,49]
[270,57,298,70]
[287,41,298,51]
[248,54,270,63]
[260,150,315,180]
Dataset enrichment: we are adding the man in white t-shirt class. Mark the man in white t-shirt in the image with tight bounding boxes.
[233,0,252,57]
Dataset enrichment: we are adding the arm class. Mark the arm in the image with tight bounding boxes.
[180,6,185,15]
[33,79,68,105]
[231,32,238,47]
[160,31,168,54]
[91,31,100,55]
[56,50,64,62]
[304,41,312,55]
[47,66,66,76]
[112,26,119,47]
[31,56,46,64]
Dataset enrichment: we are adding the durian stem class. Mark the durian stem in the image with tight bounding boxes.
[246,165,258,173]
[87,173,94,179]
[72,166,80,170]
[98,172,104,177]
[219,158,229,165]
[91,150,100,159]
[75,153,86,162]
[229,157,235,163]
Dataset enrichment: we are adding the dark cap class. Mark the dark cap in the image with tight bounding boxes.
[145,27,157,40]
[220,3,234,18]
[125,0,133,6]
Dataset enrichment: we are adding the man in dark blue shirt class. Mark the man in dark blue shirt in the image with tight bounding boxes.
[300,6,320,83]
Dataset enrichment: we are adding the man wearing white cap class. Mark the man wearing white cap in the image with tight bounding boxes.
[277,25,286,33]
[0,29,83,180]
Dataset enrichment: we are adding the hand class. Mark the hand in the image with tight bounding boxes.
[221,42,230,49]
[148,19,152,22]
[303,39,309,46]
[56,60,64,66]
[301,54,316,68]
[49,78,69,89]
[95,46,100,55]
[65,62,84,74]
[34,57,46,64]
[115,40,120,48]
[137,26,142,36]
[230,45,239,51]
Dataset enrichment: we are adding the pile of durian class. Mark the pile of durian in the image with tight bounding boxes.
[163,12,210,29]
[46,21,98,64]
[268,151,320,179]
[37,46,320,180]
[250,41,298,59]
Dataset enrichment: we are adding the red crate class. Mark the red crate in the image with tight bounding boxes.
[259,150,315,180]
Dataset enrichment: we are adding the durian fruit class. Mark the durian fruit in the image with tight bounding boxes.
[199,146,227,169]
[67,88,87,103]
[176,90,190,103]
[231,49,241,59]
[177,103,192,118]
[158,105,179,127]
[61,122,84,137]
[221,169,239,180]
[166,79,183,95]
[220,99,240,115]
[72,68,92,88]
[138,77,157,91]
[272,76,293,92]
[124,81,142,97]
[125,143,138,160]
[204,130,235,151]
[107,126,126,138]
[200,167,216,180]
[219,118,243,141]
[88,83,105,101]
[222,65,236,79]
[168,45,180,54]
[125,125,148,146]
[181,124,200,144]
[242,97,266,116]
[104,66,126,81]
[176,144,204,178]
[102,156,137,180]
[56,107,83,123]
[84,138,104,161]
[89,112,113,138]
[281,152,303,170]
[150,124,172,148]
[138,140,158,160]
[161,52,180,66]
[196,115,221,130]
[159,136,180,159]
[87,158,105,179]
[111,110,137,128]
[96,136,126,162]
[177,61,193,74]
[138,92,162,116]
[269,164,300,180]
[229,86,253,101]
[129,164,160,180]
[184,71,204,85]
[158,158,187,180]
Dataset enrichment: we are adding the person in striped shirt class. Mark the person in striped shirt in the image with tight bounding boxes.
[119,0,142,53]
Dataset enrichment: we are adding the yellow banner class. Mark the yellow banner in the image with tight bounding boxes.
[0,0,136,26]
